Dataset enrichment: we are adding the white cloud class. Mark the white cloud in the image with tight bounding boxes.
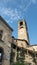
[24,0,36,11]
[0,7,23,23]
[0,0,37,24]
[19,0,37,11]
[0,0,37,12]
[23,0,31,11]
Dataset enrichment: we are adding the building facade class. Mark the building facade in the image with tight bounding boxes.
[0,16,37,65]
[0,16,13,65]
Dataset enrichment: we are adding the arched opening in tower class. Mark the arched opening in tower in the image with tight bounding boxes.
[0,47,4,64]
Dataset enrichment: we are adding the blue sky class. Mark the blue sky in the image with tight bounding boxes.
[0,0,37,45]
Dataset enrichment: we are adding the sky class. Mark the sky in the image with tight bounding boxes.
[0,0,37,45]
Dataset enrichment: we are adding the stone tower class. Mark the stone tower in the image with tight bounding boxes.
[0,16,13,65]
[18,19,29,47]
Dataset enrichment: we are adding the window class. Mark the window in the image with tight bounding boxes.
[0,48,4,62]
[0,53,2,61]
[20,22,23,26]
[0,30,3,40]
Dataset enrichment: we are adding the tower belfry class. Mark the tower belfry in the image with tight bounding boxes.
[18,19,29,43]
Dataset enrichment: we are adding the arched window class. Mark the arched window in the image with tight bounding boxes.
[0,47,4,62]
[20,22,23,26]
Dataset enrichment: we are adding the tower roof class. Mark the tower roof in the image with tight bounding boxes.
[18,19,26,23]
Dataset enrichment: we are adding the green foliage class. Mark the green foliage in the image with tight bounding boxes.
[32,53,36,63]
[16,47,25,62]
[20,47,25,62]
[17,52,20,61]
[13,62,24,65]
[10,48,15,63]
[13,62,31,65]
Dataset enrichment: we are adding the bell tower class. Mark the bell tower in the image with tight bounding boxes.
[18,19,29,43]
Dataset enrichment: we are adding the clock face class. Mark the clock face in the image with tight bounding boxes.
[20,29,24,34]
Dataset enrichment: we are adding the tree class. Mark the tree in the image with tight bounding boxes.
[33,49,36,63]
[10,48,15,65]
[13,62,31,65]
[13,62,24,65]
[20,47,25,63]
[16,47,25,63]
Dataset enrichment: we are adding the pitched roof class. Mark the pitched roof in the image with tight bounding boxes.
[0,16,13,31]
